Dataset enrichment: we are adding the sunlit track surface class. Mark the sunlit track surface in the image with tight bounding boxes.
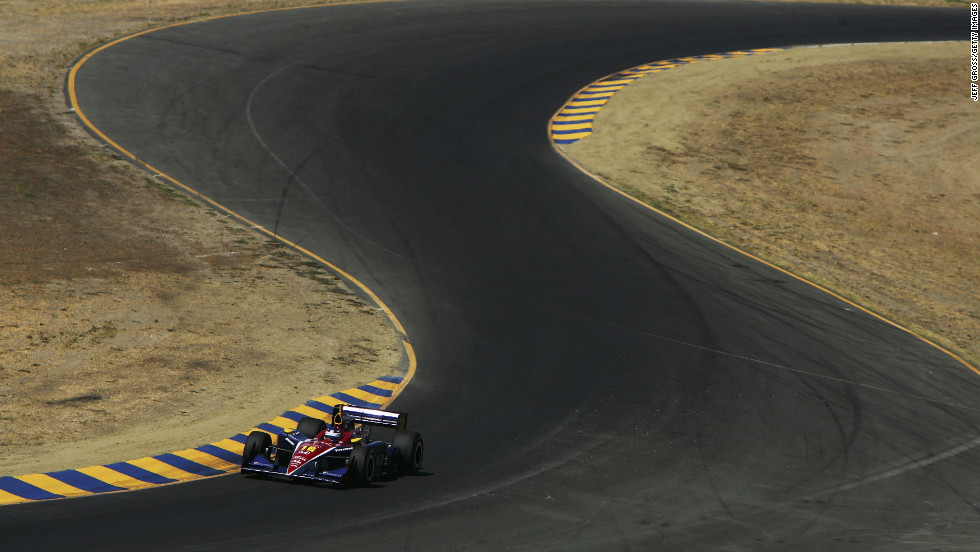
[4,1,977,550]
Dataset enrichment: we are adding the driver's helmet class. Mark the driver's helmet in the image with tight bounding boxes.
[321,426,342,441]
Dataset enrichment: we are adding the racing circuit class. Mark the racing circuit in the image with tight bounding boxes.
[2,1,977,550]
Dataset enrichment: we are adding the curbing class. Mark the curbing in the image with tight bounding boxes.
[0,369,412,504]
[549,49,783,145]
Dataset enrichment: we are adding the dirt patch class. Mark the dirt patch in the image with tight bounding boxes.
[563,42,979,368]
[0,0,395,476]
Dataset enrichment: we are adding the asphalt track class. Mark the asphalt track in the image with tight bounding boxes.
[3,0,978,549]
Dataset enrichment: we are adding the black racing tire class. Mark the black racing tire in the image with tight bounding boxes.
[393,430,424,475]
[242,431,272,467]
[297,416,326,439]
[349,445,376,486]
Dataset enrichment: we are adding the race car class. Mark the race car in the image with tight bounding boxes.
[240,404,423,487]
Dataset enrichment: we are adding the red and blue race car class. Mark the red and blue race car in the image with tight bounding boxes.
[240,404,423,487]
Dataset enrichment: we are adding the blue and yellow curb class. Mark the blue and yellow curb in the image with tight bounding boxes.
[0,373,411,505]
[549,49,783,145]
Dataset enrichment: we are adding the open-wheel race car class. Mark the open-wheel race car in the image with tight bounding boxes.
[240,404,423,487]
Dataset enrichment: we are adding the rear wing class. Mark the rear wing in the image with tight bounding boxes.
[336,404,407,431]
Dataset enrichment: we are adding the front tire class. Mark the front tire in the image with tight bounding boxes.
[242,431,272,467]
[349,445,376,486]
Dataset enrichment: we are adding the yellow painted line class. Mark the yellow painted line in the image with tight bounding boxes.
[291,403,335,418]
[172,448,239,472]
[76,466,154,491]
[243,428,280,440]
[551,122,593,131]
[553,131,593,141]
[586,84,626,91]
[339,387,393,403]
[265,416,301,431]
[597,78,638,85]
[367,378,402,391]
[567,99,609,108]
[559,107,603,115]
[553,114,596,123]
[127,457,205,481]
[0,489,31,505]
[210,438,246,456]
[310,395,346,407]
[13,474,85,498]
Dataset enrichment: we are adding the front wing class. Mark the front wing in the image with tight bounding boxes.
[241,454,351,485]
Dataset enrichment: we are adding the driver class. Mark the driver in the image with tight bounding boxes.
[320,425,343,442]
[318,419,361,444]
[320,410,365,444]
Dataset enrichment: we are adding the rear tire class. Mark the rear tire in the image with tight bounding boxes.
[349,445,376,486]
[297,416,326,439]
[393,431,424,475]
[242,431,272,466]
